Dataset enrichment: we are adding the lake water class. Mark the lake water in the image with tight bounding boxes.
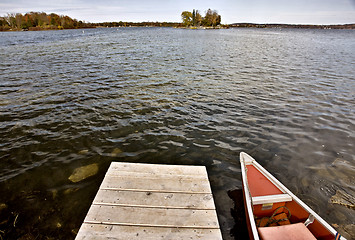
[0,27,354,239]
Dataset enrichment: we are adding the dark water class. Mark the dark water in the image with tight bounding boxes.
[0,27,354,239]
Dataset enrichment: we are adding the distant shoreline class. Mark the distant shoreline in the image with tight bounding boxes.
[1,12,354,31]
[72,22,355,30]
[229,23,355,29]
[1,22,354,32]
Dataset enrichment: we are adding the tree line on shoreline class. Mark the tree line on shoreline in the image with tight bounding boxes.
[0,12,186,31]
[0,11,354,31]
[0,12,93,31]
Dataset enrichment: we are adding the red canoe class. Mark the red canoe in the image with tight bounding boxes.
[240,152,346,240]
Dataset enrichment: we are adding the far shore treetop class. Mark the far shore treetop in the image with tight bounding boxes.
[181,9,221,27]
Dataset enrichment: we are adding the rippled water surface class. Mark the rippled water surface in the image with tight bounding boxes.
[0,28,354,239]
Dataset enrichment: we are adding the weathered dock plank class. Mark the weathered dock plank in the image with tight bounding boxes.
[107,162,208,177]
[77,224,222,240]
[100,175,212,193]
[75,162,222,239]
[84,205,219,228]
[93,190,215,209]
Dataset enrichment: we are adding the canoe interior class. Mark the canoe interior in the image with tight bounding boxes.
[247,165,283,197]
[244,161,338,240]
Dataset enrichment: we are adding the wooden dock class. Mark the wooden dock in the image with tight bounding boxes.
[75,162,222,239]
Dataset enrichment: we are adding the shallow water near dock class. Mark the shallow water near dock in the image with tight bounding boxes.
[0,27,354,239]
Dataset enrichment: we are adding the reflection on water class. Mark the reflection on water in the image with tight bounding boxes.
[0,28,354,239]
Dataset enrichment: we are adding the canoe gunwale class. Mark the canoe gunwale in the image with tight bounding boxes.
[239,152,346,240]
[240,152,260,240]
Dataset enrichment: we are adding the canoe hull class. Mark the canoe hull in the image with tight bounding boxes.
[240,152,346,240]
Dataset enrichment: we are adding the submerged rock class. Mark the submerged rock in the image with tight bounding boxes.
[330,190,355,209]
[63,188,79,195]
[68,163,99,183]
[0,203,7,212]
[342,224,355,239]
[308,158,354,190]
[50,189,58,199]
[111,148,122,157]
[331,158,352,167]
[78,149,89,155]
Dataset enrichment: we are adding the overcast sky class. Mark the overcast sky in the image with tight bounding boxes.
[1,0,355,24]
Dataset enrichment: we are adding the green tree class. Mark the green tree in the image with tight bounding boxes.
[212,10,221,26]
[192,9,196,26]
[202,9,221,27]
[50,13,60,27]
[15,13,23,29]
[6,13,17,28]
[181,11,192,27]
[22,13,33,29]
[216,14,221,26]
[0,17,7,26]
[38,12,49,26]
[0,17,10,30]
[195,10,202,26]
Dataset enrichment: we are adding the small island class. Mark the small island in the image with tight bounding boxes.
[180,9,224,29]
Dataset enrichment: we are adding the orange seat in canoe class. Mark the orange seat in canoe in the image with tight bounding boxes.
[258,223,316,240]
